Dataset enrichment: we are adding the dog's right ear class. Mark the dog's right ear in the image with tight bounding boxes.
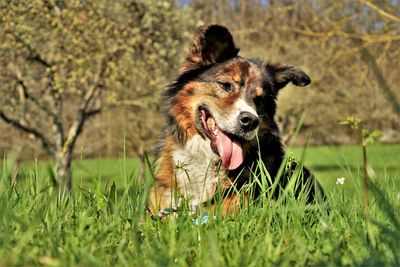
[180,25,239,73]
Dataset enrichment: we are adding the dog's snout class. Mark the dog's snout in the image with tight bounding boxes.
[239,112,259,131]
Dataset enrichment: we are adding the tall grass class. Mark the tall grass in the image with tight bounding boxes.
[0,146,399,266]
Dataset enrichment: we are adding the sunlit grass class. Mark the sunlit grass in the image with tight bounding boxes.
[0,144,399,266]
[290,144,400,189]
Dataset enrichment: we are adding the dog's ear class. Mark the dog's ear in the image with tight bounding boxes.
[264,62,311,91]
[180,25,239,73]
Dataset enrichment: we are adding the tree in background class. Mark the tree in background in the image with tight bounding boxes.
[275,0,400,142]
[190,0,399,144]
[0,0,193,190]
[1,0,399,173]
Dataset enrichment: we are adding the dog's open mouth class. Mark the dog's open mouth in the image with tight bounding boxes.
[200,108,243,170]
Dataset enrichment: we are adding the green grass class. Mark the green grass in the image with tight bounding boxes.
[16,157,141,189]
[291,143,400,189]
[1,144,399,266]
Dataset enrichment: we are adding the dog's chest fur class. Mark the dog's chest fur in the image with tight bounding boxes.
[172,135,226,209]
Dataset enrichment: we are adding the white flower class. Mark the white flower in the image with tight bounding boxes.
[336,177,346,185]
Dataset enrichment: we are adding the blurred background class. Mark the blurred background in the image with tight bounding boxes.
[0,0,399,162]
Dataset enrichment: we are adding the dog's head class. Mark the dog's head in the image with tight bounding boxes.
[165,25,311,170]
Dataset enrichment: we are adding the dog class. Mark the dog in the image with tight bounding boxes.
[148,25,323,219]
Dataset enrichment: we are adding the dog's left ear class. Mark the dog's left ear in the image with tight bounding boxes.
[264,62,311,91]
[180,24,239,73]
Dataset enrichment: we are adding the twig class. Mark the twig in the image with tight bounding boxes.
[0,111,55,155]
[355,0,400,23]
[351,36,400,117]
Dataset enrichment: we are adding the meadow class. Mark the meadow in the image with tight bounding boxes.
[0,144,399,266]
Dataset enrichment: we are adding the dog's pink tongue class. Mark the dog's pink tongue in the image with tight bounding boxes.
[215,127,243,170]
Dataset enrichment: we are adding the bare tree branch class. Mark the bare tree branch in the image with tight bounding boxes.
[44,70,65,149]
[10,65,65,148]
[81,56,109,112]
[61,110,85,155]
[6,30,52,68]
[352,37,400,117]
[86,108,102,117]
[53,94,64,148]
[0,111,55,155]
[355,0,400,23]
[11,69,56,118]
[282,26,400,43]
[60,54,112,156]
[107,99,155,109]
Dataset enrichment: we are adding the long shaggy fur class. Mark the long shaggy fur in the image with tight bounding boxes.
[148,24,323,217]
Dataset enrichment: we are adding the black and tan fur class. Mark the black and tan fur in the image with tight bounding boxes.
[148,25,323,216]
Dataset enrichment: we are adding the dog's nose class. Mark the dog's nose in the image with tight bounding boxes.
[239,112,259,131]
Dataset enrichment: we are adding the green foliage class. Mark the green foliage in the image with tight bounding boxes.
[0,0,191,101]
[1,0,399,158]
[339,116,386,241]
[340,116,382,146]
[0,145,399,266]
[0,0,196,157]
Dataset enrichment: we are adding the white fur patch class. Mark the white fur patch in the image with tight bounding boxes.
[172,135,227,211]
[234,98,258,117]
[214,97,259,140]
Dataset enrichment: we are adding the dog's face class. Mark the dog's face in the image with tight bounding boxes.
[165,25,311,170]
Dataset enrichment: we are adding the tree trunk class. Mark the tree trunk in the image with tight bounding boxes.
[55,149,73,193]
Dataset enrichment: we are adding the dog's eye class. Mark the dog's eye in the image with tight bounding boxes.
[218,82,233,92]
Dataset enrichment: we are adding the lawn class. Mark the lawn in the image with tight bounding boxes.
[0,144,399,266]
[12,144,400,192]
[291,143,400,189]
